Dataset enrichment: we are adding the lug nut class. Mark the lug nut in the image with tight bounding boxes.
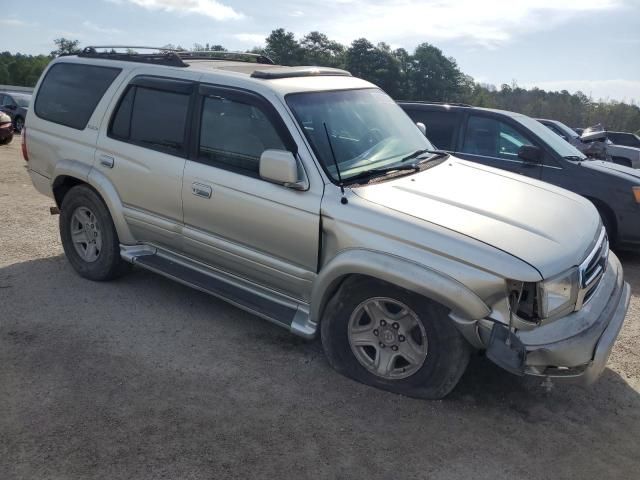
[398,335,405,342]
[391,345,398,351]
[392,322,399,330]
[379,342,385,348]
[380,320,387,326]
[373,329,379,336]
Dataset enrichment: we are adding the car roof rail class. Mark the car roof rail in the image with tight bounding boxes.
[78,46,188,67]
[77,46,276,67]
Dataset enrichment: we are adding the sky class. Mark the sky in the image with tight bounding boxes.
[2,0,639,103]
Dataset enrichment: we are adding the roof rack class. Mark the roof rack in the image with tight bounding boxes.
[78,46,187,67]
[77,46,275,67]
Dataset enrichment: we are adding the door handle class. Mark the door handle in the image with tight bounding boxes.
[99,154,114,168]
[191,182,212,199]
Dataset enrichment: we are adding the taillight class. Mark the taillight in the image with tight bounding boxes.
[21,127,28,162]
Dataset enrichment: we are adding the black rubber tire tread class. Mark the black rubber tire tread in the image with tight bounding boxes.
[595,205,616,248]
[13,116,24,133]
[59,184,131,281]
[321,276,470,400]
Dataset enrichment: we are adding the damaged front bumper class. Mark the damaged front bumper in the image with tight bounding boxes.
[516,252,630,383]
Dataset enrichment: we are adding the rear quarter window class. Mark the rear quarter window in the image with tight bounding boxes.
[34,63,121,130]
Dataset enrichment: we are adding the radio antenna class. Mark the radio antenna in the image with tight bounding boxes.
[323,122,348,204]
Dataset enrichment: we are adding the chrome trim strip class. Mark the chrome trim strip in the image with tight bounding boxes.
[575,227,608,310]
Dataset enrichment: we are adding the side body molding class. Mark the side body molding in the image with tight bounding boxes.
[311,249,491,326]
[52,159,136,244]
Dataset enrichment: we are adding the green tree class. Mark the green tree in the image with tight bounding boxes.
[263,28,301,65]
[345,39,401,98]
[408,43,464,101]
[299,31,345,67]
[51,38,80,57]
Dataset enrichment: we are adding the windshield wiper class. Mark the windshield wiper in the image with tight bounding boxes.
[401,149,449,162]
[343,164,420,185]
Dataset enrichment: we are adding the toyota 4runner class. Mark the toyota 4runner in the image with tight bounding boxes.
[24,47,630,399]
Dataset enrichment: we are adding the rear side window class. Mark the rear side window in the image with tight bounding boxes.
[405,109,459,150]
[35,63,121,130]
[109,85,190,155]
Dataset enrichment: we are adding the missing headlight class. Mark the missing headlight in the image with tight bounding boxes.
[507,281,540,323]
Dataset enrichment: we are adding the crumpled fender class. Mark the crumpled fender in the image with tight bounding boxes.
[311,248,491,325]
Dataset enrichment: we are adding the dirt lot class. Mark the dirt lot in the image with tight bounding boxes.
[1,139,639,480]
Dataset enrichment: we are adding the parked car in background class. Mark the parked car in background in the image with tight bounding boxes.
[538,118,611,161]
[606,131,640,148]
[0,92,31,133]
[580,126,640,169]
[0,111,13,144]
[400,102,640,250]
[23,49,630,399]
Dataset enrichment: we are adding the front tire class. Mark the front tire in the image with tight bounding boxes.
[59,184,130,281]
[321,277,470,399]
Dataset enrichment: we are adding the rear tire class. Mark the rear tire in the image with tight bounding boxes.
[321,277,470,399]
[59,184,130,281]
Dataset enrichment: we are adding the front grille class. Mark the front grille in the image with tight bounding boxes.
[575,228,609,310]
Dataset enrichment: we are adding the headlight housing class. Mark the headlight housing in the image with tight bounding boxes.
[538,267,579,319]
[509,267,579,325]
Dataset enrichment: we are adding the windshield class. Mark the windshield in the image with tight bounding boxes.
[550,120,579,140]
[13,95,31,107]
[516,115,586,160]
[286,88,434,181]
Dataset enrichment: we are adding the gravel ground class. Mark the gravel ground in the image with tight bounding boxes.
[1,139,639,480]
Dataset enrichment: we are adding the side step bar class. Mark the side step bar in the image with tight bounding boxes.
[121,245,316,338]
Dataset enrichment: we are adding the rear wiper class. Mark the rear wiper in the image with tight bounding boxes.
[401,149,449,162]
[344,164,419,185]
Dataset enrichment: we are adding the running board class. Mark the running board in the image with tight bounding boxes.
[120,245,315,339]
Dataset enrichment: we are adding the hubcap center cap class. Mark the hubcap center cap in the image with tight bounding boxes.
[380,327,396,345]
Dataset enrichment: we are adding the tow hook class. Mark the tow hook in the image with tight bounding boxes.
[50,206,60,215]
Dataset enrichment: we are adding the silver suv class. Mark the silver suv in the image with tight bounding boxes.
[24,48,630,399]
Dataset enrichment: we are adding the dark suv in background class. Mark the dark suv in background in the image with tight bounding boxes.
[399,102,640,250]
[0,92,31,133]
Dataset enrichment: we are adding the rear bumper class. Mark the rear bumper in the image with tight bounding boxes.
[517,252,630,383]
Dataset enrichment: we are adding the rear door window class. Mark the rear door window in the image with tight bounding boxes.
[405,109,459,150]
[34,63,121,130]
[109,83,191,156]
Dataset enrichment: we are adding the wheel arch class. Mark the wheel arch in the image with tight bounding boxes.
[311,249,491,327]
[585,196,617,244]
[51,160,136,244]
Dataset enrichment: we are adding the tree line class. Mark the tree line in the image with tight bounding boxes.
[1,33,638,133]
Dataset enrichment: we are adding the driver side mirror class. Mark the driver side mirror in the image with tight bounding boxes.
[518,145,542,163]
[416,122,426,136]
[259,149,307,190]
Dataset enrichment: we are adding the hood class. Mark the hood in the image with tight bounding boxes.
[353,158,601,279]
[580,160,640,180]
